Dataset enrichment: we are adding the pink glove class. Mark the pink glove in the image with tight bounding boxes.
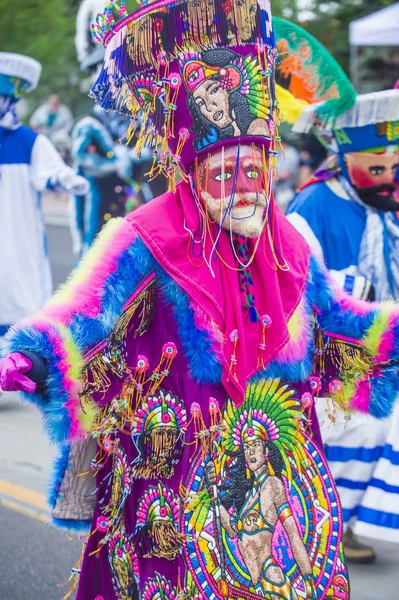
[0,352,37,393]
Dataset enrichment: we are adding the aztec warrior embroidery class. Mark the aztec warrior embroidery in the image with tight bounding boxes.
[83,356,347,600]
[182,382,343,600]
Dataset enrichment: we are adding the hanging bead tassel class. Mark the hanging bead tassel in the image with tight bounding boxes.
[233,235,259,322]
[257,314,272,369]
[228,329,239,382]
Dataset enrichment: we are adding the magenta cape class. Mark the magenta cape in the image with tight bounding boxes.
[129,180,310,405]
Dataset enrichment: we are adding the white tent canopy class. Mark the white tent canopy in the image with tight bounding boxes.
[349,2,399,46]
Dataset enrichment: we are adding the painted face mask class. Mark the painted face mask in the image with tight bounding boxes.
[345,148,399,209]
[198,144,269,238]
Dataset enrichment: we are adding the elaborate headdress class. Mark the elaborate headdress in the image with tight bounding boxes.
[133,388,187,433]
[142,575,179,600]
[279,24,399,154]
[294,89,399,154]
[131,389,187,478]
[136,483,180,525]
[134,483,181,559]
[0,52,42,98]
[273,19,356,126]
[223,378,306,481]
[91,0,279,186]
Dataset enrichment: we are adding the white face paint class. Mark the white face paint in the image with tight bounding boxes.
[199,144,269,238]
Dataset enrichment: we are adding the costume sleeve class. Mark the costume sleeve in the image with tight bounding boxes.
[286,185,325,259]
[2,217,156,445]
[309,254,399,420]
[30,134,76,192]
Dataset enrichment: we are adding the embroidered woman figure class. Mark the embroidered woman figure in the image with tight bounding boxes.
[181,48,270,151]
[207,429,314,599]
[204,381,317,599]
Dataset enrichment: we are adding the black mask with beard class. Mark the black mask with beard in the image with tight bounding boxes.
[354,183,399,211]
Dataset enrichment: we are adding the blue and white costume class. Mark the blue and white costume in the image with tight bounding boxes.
[70,110,138,256]
[71,0,152,257]
[288,91,399,543]
[0,53,89,335]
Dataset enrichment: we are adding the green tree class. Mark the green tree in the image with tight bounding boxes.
[295,0,396,79]
[0,0,84,115]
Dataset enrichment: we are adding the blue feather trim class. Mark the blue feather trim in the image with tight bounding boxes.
[3,325,73,444]
[3,235,222,445]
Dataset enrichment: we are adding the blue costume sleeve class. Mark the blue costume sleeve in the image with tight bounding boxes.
[287,183,327,251]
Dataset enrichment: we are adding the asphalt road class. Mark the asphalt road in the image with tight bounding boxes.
[0,223,80,600]
[1,223,399,599]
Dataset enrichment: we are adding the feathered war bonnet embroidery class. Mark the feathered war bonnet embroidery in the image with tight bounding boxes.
[223,378,307,483]
[131,388,187,478]
[142,574,180,600]
[133,483,182,560]
[90,0,280,189]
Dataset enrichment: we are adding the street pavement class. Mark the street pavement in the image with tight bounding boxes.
[0,217,399,599]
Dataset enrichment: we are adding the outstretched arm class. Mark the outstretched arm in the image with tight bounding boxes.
[309,254,399,420]
[30,134,88,195]
[1,218,157,444]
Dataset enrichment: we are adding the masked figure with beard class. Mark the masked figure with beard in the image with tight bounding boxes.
[288,90,399,561]
[3,4,399,600]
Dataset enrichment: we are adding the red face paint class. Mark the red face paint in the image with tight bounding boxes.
[346,150,399,190]
[206,157,264,200]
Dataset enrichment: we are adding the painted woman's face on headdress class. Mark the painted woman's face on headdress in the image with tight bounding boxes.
[126,15,155,65]
[184,58,240,133]
[181,48,269,153]
[193,77,234,131]
[187,0,215,38]
[234,0,258,42]
[199,144,268,238]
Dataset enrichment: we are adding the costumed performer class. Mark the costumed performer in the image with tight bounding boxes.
[288,90,399,559]
[1,4,398,600]
[0,52,89,337]
[71,0,147,258]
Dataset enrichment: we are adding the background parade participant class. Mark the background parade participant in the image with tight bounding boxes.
[1,2,399,599]
[71,0,145,257]
[0,52,88,336]
[288,89,399,561]
[30,93,74,144]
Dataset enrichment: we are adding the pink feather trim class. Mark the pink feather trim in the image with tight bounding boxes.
[350,378,371,414]
[29,319,84,440]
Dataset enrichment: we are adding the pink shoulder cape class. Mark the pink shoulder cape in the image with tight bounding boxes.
[128,180,310,406]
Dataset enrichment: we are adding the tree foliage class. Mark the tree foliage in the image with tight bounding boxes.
[0,0,396,116]
[281,0,396,77]
[0,0,83,112]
